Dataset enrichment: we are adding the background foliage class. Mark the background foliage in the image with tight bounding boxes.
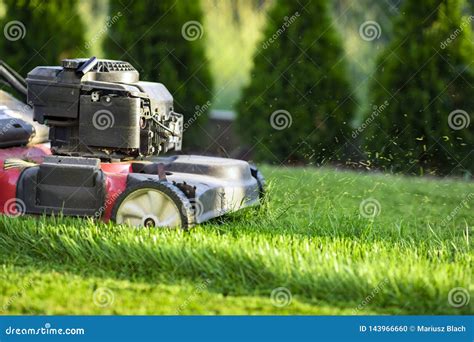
[0,0,85,75]
[0,0,472,175]
[236,0,355,164]
[103,0,213,148]
[363,0,474,176]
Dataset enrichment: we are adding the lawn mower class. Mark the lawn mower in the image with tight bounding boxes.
[0,57,264,228]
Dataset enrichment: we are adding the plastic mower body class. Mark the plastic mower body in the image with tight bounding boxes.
[0,58,264,228]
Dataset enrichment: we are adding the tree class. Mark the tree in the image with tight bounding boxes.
[236,0,355,164]
[0,0,86,76]
[103,0,213,150]
[363,0,474,176]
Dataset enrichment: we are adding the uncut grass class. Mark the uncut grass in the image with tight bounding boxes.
[0,166,472,314]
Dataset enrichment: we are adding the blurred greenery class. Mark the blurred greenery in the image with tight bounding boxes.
[202,0,272,110]
[0,0,85,75]
[0,0,400,116]
[77,0,108,58]
[331,0,399,123]
[103,0,213,149]
[363,0,474,176]
[0,0,472,174]
[0,0,398,112]
[236,0,355,164]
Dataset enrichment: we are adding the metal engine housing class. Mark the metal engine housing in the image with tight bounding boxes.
[26,57,183,160]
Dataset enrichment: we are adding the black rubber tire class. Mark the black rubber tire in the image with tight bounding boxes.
[250,165,266,199]
[111,180,194,230]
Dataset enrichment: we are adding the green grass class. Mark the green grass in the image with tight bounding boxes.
[0,166,472,315]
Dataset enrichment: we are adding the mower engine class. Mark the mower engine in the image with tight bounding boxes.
[27,57,183,159]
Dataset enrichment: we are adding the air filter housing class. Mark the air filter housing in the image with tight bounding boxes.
[26,57,183,159]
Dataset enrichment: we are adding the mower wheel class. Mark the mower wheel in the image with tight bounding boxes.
[111,181,194,229]
[250,165,266,199]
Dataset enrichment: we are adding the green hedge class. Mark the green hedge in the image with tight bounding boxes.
[363,0,474,176]
[0,0,85,76]
[103,0,213,150]
[236,0,355,164]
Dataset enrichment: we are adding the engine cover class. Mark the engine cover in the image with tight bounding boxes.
[26,57,183,160]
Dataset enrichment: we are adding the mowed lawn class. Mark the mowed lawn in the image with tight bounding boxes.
[0,166,472,315]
